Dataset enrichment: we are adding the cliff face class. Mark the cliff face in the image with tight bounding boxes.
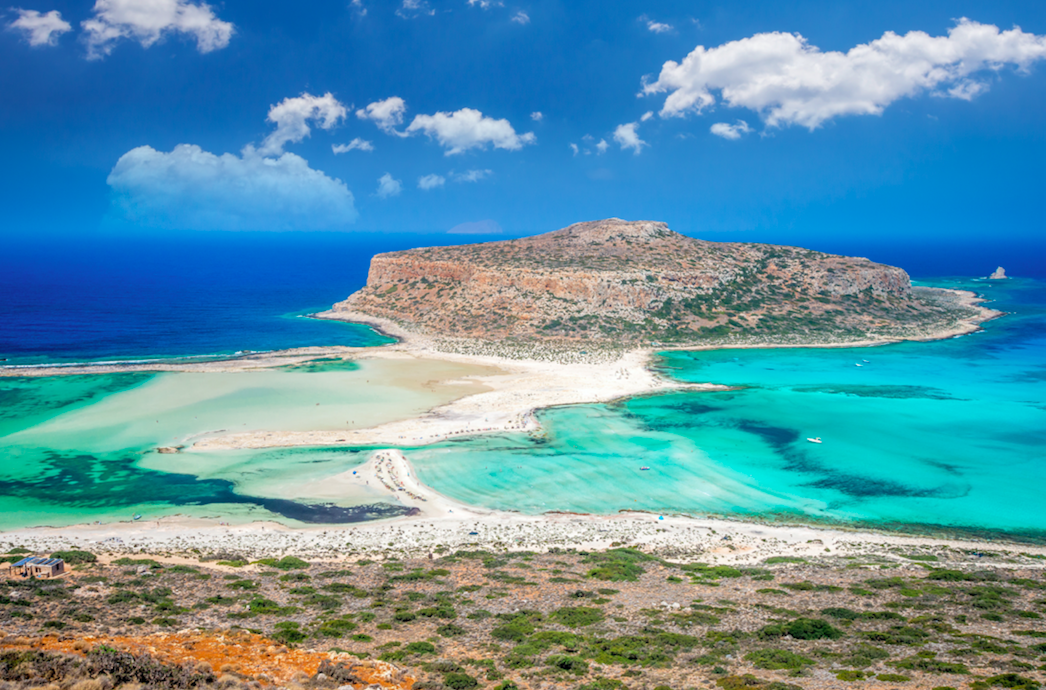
[334,219,935,344]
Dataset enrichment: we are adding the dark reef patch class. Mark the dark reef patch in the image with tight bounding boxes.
[0,448,414,524]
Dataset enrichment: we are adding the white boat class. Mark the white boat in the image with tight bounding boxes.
[639,466,650,471]
[132,513,142,521]
[855,363,863,367]
[806,437,822,444]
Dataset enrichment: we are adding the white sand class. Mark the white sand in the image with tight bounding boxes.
[0,288,1018,562]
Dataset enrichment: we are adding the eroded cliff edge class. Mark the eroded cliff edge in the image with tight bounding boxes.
[331,219,989,347]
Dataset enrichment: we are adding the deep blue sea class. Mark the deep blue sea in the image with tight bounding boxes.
[1,233,1043,537]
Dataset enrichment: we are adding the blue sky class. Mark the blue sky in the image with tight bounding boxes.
[2,0,1044,245]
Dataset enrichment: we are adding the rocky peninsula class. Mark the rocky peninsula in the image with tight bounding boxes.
[330,219,986,349]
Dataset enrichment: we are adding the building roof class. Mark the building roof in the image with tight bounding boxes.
[11,556,63,568]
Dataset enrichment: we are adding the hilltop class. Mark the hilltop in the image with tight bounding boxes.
[332,219,984,347]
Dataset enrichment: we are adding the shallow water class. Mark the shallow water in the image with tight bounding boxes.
[407,277,1046,541]
[1,277,1043,539]
[0,358,492,528]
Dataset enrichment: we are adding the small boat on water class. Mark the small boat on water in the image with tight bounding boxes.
[639,466,650,471]
[855,363,863,367]
[806,437,822,444]
[132,513,142,521]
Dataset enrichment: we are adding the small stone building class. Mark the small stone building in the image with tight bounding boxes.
[9,556,65,578]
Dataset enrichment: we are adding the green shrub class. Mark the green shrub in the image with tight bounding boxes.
[971,675,1040,690]
[744,649,813,671]
[716,676,802,690]
[877,673,911,682]
[50,550,96,565]
[403,642,436,655]
[417,603,457,619]
[836,670,866,681]
[551,605,604,628]
[546,654,588,675]
[443,671,478,689]
[113,558,161,568]
[861,626,929,646]
[822,607,860,620]
[437,623,467,637]
[393,610,417,623]
[891,655,967,674]
[759,618,843,641]
[272,628,307,645]
[253,556,309,570]
[584,548,655,582]
[578,679,627,690]
[316,618,358,638]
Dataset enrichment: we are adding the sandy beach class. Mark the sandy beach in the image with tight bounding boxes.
[0,285,1014,560]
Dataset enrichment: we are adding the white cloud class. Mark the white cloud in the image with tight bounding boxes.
[595,139,609,154]
[710,120,752,140]
[647,20,672,33]
[105,144,357,231]
[376,173,402,198]
[260,92,347,156]
[467,0,503,8]
[449,219,502,234]
[530,111,543,121]
[453,169,492,182]
[569,143,579,156]
[356,97,407,134]
[81,0,233,59]
[332,138,374,153]
[643,19,1046,130]
[418,174,446,190]
[406,108,535,155]
[613,122,647,154]
[350,0,366,16]
[640,110,654,122]
[396,0,434,19]
[8,9,71,46]
[511,11,529,25]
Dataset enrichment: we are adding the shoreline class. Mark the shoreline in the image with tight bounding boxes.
[0,284,1014,556]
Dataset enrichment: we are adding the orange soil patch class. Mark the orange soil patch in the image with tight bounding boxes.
[1,633,415,689]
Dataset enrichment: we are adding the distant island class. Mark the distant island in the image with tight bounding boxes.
[331,218,988,349]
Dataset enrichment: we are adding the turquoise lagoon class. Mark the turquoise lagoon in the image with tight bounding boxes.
[409,277,1046,541]
[1,277,1044,540]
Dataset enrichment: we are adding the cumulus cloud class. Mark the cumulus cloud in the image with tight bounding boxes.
[642,19,1046,130]
[406,108,535,155]
[453,169,492,182]
[647,20,672,33]
[710,120,752,140]
[81,0,233,59]
[8,9,71,46]
[595,139,609,154]
[613,122,647,154]
[376,173,402,198]
[530,111,543,121]
[640,111,654,122]
[356,97,407,134]
[569,143,579,156]
[396,0,433,19]
[467,0,502,8]
[105,144,357,231]
[260,93,347,156]
[449,219,502,235]
[418,174,445,190]
[332,138,374,153]
[511,11,529,25]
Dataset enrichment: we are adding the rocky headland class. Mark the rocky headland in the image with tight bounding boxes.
[331,219,989,349]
